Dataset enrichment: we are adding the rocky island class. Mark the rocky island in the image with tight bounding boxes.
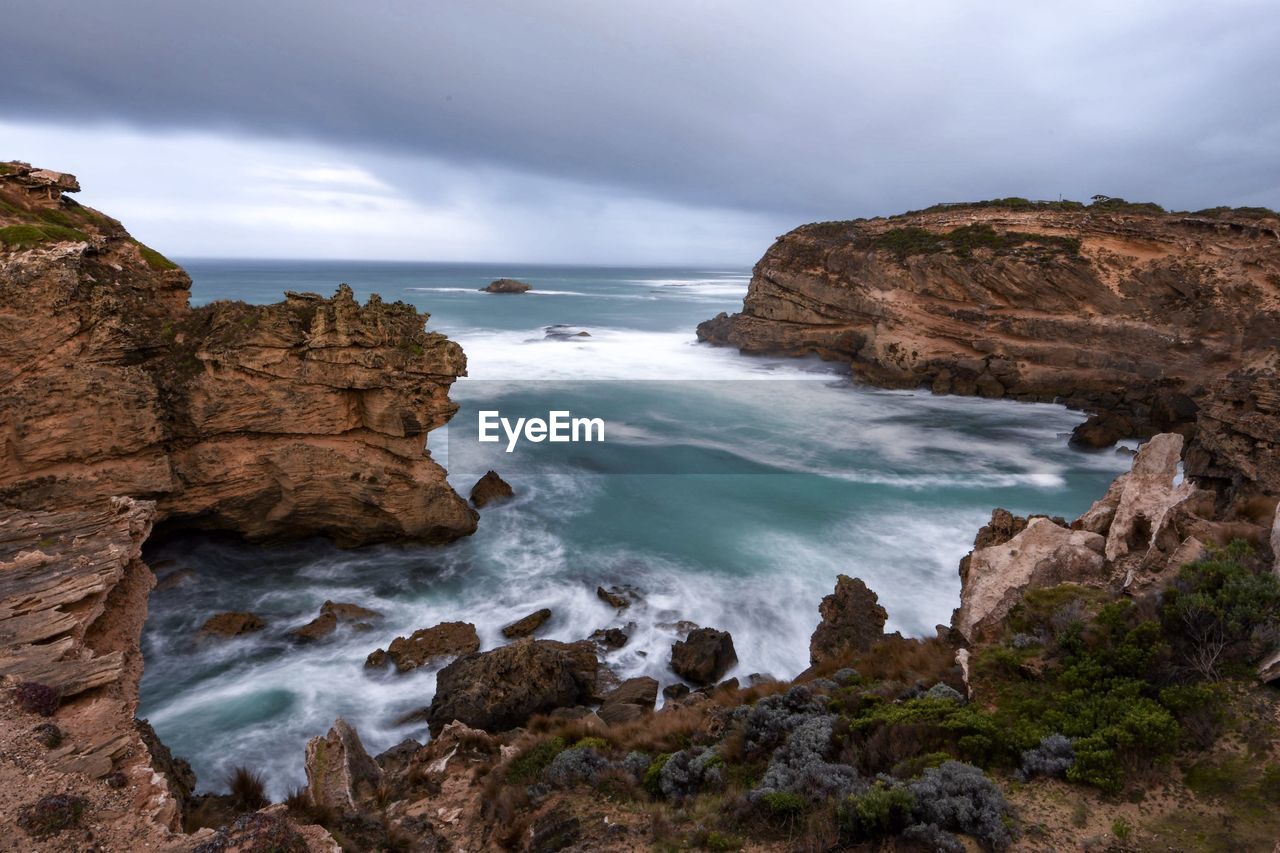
[481,278,532,294]
[2,172,1278,851]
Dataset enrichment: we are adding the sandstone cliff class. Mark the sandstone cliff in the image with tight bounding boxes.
[697,199,1280,494]
[0,161,477,545]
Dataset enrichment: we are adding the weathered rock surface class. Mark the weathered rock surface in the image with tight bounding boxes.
[290,601,382,642]
[366,621,479,673]
[470,470,514,508]
[0,162,477,547]
[596,585,638,609]
[0,497,183,847]
[480,278,531,293]
[955,518,1107,643]
[809,575,889,665]
[597,676,658,726]
[1105,433,1187,561]
[502,608,552,639]
[304,718,383,815]
[199,611,267,638]
[670,628,737,685]
[697,201,1280,465]
[426,639,603,735]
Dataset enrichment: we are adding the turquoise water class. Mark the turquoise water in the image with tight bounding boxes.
[139,260,1132,798]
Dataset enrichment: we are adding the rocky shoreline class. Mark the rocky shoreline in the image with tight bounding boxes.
[3,172,1278,851]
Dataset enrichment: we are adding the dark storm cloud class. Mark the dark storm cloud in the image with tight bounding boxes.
[3,0,1279,218]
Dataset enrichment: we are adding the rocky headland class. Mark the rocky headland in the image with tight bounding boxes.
[697,198,1280,495]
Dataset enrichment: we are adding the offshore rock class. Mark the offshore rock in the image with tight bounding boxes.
[502,608,553,639]
[809,575,889,665]
[471,470,515,508]
[698,202,1280,456]
[670,627,737,685]
[480,278,531,293]
[0,163,477,546]
[366,621,480,673]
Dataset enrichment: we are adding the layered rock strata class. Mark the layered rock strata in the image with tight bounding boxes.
[697,201,1280,492]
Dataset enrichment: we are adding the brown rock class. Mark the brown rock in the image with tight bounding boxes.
[954,518,1107,643]
[670,628,737,685]
[596,585,637,609]
[304,717,382,815]
[502,608,552,639]
[809,575,889,665]
[366,621,479,673]
[480,278,531,293]
[696,203,1280,468]
[425,639,601,735]
[471,470,515,508]
[154,569,198,591]
[289,612,338,642]
[662,683,691,702]
[199,611,266,638]
[321,601,382,622]
[588,627,629,649]
[597,676,658,726]
[0,166,478,547]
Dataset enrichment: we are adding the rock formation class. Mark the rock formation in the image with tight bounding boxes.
[304,718,383,815]
[426,639,604,735]
[480,278,531,293]
[501,607,552,638]
[0,162,478,546]
[670,627,737,685]
[596,676,659,726]
[697,200,1280,477]
[809,574,889,664]
[470,470,514,508]
[365,621,480,672]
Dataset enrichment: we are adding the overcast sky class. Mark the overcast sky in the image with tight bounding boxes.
[3,1,1278,263]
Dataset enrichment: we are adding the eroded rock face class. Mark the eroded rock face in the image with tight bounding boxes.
[1105,433,1187,561]
[697,203,1280,453]
[0,163,477,547]
[954,518,1107,643]
[304,718,383,815]
[670,628,737,685]
[426,639,602,735]
[809,575,889,665]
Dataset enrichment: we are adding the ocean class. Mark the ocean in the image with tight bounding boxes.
[138,259,1132,798]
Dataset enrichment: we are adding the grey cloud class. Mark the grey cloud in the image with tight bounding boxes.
[3,0,1279,221]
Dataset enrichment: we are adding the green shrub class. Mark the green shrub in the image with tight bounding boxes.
[870,223,1080,261]
[573,736,609,751]
[757,790,806,817]
[643,753,671,796]
[0,223,88,249]
[138,243,179,270]
[838,781,915,839]
[506,736,566,784]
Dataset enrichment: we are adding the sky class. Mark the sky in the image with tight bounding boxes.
[2,1,1278,264]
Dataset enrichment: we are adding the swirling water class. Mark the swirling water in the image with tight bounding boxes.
[139,260,1132,798]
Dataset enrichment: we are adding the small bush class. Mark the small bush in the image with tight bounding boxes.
[543,747,609,788]
[1019,734,1075,780]
[752,716,862,804]
[909,761,1015,850]
[839,780,915,839]
[573,736,609,751]
[34,722,64,748]
[1112,816,1132,840]
[924,683,965,703]
[901,822,965,852]
[226,765,267,812]
[14,681,61,716]
[643,753,672,796]
[17,794,87,838]
[507,737,566,784]
[658,747,724,800]
[758,790,806,817]
[621,750,652,780]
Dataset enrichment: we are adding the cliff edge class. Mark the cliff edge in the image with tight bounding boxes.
[698,199,1280,494]
[0,160,477,545]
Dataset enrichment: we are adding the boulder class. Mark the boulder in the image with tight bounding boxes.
[1073,475,1128,535]
[289,611,338,642]
[954,518,1108,643]
[596,585,638,609]
[304,717,382,814]
[199,612,266,638]
[502,608,552,639]
[808,575,889,665]
[480,278,531,294]
[426,639,602,735]
[662,683,690,702]
[470,470,514,508]
[596,676,658,726]
[322,600,382,622]
[366,621,479,673]
[588,627,629,649]
[670,628,737,685]
[1105,433,1188,561]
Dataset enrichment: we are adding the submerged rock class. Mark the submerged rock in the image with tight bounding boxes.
[588,626,630,649]
[425,639,602,735]
[596,585,639,609]
[670,628,737,685]
[290,600,383,642]
[199,611,266,638]
[365,621,479,673]
[480,278,531,293]
[470,470,514,508]
[502,608,552,639]
[808,575,888,665]
[304,717,382,815]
